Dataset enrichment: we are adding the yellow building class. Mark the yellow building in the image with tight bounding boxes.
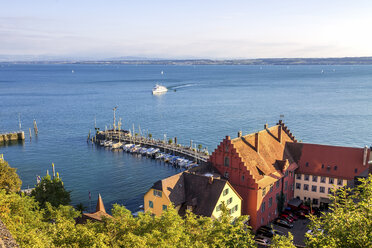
[144,172,242,219]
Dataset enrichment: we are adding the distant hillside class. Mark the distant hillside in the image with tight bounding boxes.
[3,56,372,65]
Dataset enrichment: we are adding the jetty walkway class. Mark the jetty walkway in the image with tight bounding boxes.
[94,130,209,163]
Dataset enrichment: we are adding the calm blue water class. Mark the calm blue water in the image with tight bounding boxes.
[1,64,372,212]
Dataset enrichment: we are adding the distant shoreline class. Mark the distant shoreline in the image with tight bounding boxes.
[2,56,372,65]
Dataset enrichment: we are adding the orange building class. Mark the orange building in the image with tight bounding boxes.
[209,121,298,230]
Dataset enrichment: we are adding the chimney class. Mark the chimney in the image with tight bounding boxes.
[208,176,214,184]
[278,125,282,144]
[363,146,368,166]
[278,119,283,125]
[264,123,268,129]
[255,132,259,153]
[238,131,242,138]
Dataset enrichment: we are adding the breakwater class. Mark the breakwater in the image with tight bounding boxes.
[0,131,25,144]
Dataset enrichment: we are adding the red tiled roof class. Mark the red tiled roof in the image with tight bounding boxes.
[82,194,112,222]
[287,143,370,180]
[230,124,296,187]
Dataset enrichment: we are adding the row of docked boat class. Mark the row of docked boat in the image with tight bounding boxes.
[98,141,199,169]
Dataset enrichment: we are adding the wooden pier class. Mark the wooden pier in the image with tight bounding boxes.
[95,130,209,163]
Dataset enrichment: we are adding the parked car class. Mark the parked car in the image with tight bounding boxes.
[294,209,307,219]
[257,225,286,237]
[255,236,271,246]
[273,218,293,229]
[279,214,295,223]
[282,210,299,220]
[256,228,274,238]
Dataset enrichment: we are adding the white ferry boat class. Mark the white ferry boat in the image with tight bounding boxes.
[152,84,168,94]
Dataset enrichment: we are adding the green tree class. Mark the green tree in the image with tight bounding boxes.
[270,232,296,248]
[0,158,22,193]
[306,175,372,248]
[168,138,173,144]
[148,133,152,139]
[31,174,71,208]
[75,203,88,214]
[197,144,203,151]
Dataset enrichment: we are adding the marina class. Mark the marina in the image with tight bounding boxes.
[93,128,209,168]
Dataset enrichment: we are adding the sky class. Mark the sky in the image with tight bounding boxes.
[1,0,372,60]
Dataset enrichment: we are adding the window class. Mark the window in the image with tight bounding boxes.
[224,157,229,167]
[269,197,273,207]
[321,164,324,169]
[227,197,233,205]
[285,171,289,176]
[312,176,318,182]
[334,165,338,171]
[327,165,331,171]
[223,188,229,196]
[304,175,309,181]
[312,185,317,192]
[329,178,334,184]
[261,202,266,213]
[231,205,238,214]
[291,184,294,191]
[328,188,332,194]
[224,172,229,179]
[216,204,222,211]
[296,183,301,189]
[269,184,273,193]
[296,174,302,180]
[320,176,326,183]
[337,179,343,186]
[285,181,288,191]
[261,217,264,224]
[225,144,229,152]
[162,205,167,211]
[241,175,245,181]
[262,187,266,196]
[276,193,279,203]
[153,190,162,197]
[304,184,309,191]
[312,198,319,205]
[306,162,309,167]
[276,180,280,188]
[149,201,153,208]
[355,168,358,173]
[320,186,325,193]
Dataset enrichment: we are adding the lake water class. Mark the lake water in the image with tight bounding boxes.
[1,64,372,212]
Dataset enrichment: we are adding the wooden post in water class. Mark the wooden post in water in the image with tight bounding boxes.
[29,128,32,140]
[33,119,38,135]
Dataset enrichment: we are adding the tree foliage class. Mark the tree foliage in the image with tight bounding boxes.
[30,174,71,208]
[306,175,372,248]
[270,232,296,248]
[0,158,22,193]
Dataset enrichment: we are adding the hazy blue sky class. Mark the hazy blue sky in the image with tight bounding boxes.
[1,0,372,59]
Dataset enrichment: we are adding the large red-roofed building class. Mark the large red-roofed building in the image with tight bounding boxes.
[209,120,372,230]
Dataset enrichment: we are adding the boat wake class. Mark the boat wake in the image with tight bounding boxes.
[168,83,196,90]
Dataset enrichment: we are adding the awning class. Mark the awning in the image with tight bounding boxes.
[320,197,331,204]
